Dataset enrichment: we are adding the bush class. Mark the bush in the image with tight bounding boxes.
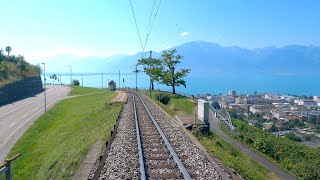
[284,132,302,142]
[155,92,170,105]
[72,79,80,86]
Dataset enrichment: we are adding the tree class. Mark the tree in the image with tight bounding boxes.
[160,49,190,94]
[72,79,80,86]
[284,132,302,142]
[137,56,162,90]
[5,46,12,56]
[227,109,238,118]
[211,101,220,109]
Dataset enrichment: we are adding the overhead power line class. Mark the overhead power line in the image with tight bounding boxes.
[128,0,162,58]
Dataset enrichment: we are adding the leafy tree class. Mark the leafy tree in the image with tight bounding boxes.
[227,109,238,118]
[5,46,12,56]
[160,49,190,94]
[72,79,80,86]
[284,132,302,142]
[211,101,220,109]
[137,55,162,90]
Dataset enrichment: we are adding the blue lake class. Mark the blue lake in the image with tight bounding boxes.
[43,74,320,96]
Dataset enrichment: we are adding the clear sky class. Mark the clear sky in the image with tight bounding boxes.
[0,0,319,63]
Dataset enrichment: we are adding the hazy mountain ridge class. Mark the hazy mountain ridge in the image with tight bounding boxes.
[45,41,320,77]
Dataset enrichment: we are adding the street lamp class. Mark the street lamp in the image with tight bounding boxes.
[69,66,72,85]
[41,63,47,112]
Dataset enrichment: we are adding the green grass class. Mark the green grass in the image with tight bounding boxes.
[68,85,109,96]
[7,90,120,179]
[196,130,278,180]
[141,90,194,116]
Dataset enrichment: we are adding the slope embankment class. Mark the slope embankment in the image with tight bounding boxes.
[0,77,43,106]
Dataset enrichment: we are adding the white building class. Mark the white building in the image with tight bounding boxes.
[298,100,317,106]
[313,96,320,102]
[228,90,236,96]
[265,94,280,100]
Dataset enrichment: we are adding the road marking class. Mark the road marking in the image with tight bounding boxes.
[22,114,28,118]
[32,107,40,112]
[0,86,58,119]
[9,122,16,127]
[0,86,70,149]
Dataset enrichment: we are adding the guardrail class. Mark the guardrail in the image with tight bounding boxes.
[209,105,236,131]
[0,154,21,180]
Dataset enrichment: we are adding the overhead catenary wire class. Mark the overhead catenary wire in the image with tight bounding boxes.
[128,0,162,58]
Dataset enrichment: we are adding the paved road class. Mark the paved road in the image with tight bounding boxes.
[0,85,71,162]
[209,110,296,180]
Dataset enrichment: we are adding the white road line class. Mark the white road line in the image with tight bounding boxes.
[0,93,66,148]
[9,122,16,127]
[0,87,58,119]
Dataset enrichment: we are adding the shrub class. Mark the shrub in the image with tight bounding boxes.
[155,92,170,105]
[72,79,80,86]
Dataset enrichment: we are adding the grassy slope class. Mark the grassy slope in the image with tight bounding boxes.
[7,87,120,179]
[68,85,108,96]
[146,90,277,180]
[199,132,278,180]
[141,90,194,116]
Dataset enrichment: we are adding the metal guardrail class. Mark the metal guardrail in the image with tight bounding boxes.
[209,105,236,131]
[0,154,21,180]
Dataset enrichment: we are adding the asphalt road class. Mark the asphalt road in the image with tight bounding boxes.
[0,85,71,162]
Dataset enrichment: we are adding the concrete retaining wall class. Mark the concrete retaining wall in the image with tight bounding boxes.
[0,77,43,106]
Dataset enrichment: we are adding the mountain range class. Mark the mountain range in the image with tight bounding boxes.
[44,41,320,78]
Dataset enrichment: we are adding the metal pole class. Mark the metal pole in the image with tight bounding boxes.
[41,63,46,112]
[118,70,120,90]
[69,66,72,85]
[135,64,138,91]
[101,73,103,89]
[81,74,83,86]
[149,51,152,98]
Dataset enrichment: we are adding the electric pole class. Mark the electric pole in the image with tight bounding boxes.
[41,63,47,112]
[149,51,152,98]
[101,73,103,89]
[81,74,83,86]
[135,64,138,91]
[69,66,72,85]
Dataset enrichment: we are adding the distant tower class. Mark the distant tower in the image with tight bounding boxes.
[228,90,236,96]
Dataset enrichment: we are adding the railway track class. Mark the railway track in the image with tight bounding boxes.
[132,92,192,179]
[95,91,234,179]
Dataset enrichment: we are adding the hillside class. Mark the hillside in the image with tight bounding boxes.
[0,53,41,86]
[43,41,320,78]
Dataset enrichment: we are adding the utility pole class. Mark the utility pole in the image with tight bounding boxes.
[69,66,72,85]
[149,51,152,98]
[123,78,124,89]
[118,70,120,90]
[81,74,83,86]
[101,73,103,89]
[59,74,62,85]
[41,63,47,112]
[135,64,138,91]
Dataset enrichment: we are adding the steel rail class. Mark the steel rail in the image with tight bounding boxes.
[131,93,147,180]
[135,92,192,180]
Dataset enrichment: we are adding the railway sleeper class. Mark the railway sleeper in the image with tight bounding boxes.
[149,172,181,179]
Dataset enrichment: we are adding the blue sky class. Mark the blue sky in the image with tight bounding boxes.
[0,0,319,63]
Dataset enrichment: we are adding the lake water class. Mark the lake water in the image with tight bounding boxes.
[42,73,320,96]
